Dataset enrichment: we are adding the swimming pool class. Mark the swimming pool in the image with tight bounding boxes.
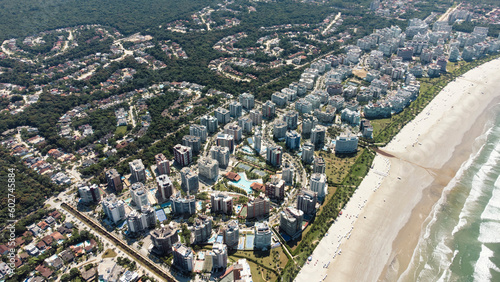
[229,172,263,194]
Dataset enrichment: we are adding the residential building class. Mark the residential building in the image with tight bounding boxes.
[224,220,240,249]
[173,144,192,167]
[310,173,327,199]
[254,222,272,251]
[335,134,358,154]
[265,175,285,201]
[247,196,270,219]
[106,169,122,192]
[311,125,326,149]
[102,194,126,224]
[284,111,298,130]
[189,124,207,143]
[229,101,243,118]
[360,119,374,139]
[273,121,287,140]
[295,98,313,114]
[285,130,301,150]
[249,109,262,125]
[280,207,304,239]
[192,215,212,244]
[239,93,255,110]
[78,183,101,204]
[208,243,228,270]
[130,182,149,209]
[254,130,262,153]
[129,159,146,183]
[172,243,194,272]
[215,107,231,125]
[266,146,282,167]
[297,189,317,215]
[171,193,197,215]
[341,108,361,126]
[182,135,201,154]
[271,92,288,107]
[301,142,314,164]
[262,101,276,119]
[238,116,253,133]
[198,157,219,181]
[155,153,170,176]
[156,174,174,202]
[151,226,178,255]
[127,205,155,233]
[282,162,294,185]
[211,193,233,214]
[224,123,243,142]
[216,133,235,153]
[180,167,199,194]
[200,115,218,134]
[210,146,230,168]
[302,114,318,137]
[313,157,326,174]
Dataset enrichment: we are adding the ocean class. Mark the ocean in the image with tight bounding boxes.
[400,104,500,282]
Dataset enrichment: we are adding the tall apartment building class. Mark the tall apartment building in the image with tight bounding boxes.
[262,101,276,119]
[273,121,287,140]
[192,215,213,244]
[180,167,199,194]
[266,146,282,167]
[216,134,235,153]
[211,192,233,214]
[247,196,270,219]
[210,146,230,168]
[254,130,262,153]
[265,175,285,201]
[224,220,240,249]
[302,114,318,137]
[208,243,228,270]
[301,142,314,164]
[106,169,123,192]
[285,130,301,150]
[239,93,255,110]
[182,135,201,155]
[171,193,197,215]
[127,205,156,234]
[224,123,242,142]
[129,159,146,183]
[155,153,170,176]
[229,101,242,118]
[283,111,298,130]
[130,182,149,209]
[280,207,304,239]
[310,173,327,199]
[151,226,179,255]
[173,144,192,167]
[78,183,101,204]
[335,134,358,154]
[296,189,318,215]
[313,157,326,174]
[271,92,288,107]
[200,115,218,134]
[198,157,219,181]
[156,174,174,203]
[254,222,272,251]
[249,109,262,125]
[311,125,326,149]
[238,116,253,133]
[189,124,207,143]
[102,194,126,224]
[214,107,230,125]
[172,243,194,272]
[282,162,294,185]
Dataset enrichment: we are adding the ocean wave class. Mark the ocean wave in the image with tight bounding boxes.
[480,177,500,221]
[473,244,500,281]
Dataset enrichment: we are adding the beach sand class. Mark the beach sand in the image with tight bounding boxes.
[295,57,500,282]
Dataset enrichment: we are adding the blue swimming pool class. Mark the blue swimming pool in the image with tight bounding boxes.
[229,172,262,194]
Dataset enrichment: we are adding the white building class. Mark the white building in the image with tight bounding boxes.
[310,173,327,199]
[335,134,358,154]
[198,157,219,181]
[254,222,272,251]
[102,194,126,224]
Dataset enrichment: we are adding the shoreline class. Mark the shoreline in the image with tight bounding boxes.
[295,57,500,282]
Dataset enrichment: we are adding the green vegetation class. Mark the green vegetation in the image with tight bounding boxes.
[228,248,288,282]
[102,249,118,258]
[115,126,128,137]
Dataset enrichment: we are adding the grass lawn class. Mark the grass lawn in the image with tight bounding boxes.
[115,126,127,136]
[102,249,117,258]
[317,149,362,185]
[370,118,392,139]
[228,248,288,282]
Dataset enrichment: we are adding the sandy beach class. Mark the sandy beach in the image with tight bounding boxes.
[295,57,500,282]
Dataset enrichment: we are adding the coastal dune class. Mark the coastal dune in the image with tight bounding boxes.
[295,57,500,282]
